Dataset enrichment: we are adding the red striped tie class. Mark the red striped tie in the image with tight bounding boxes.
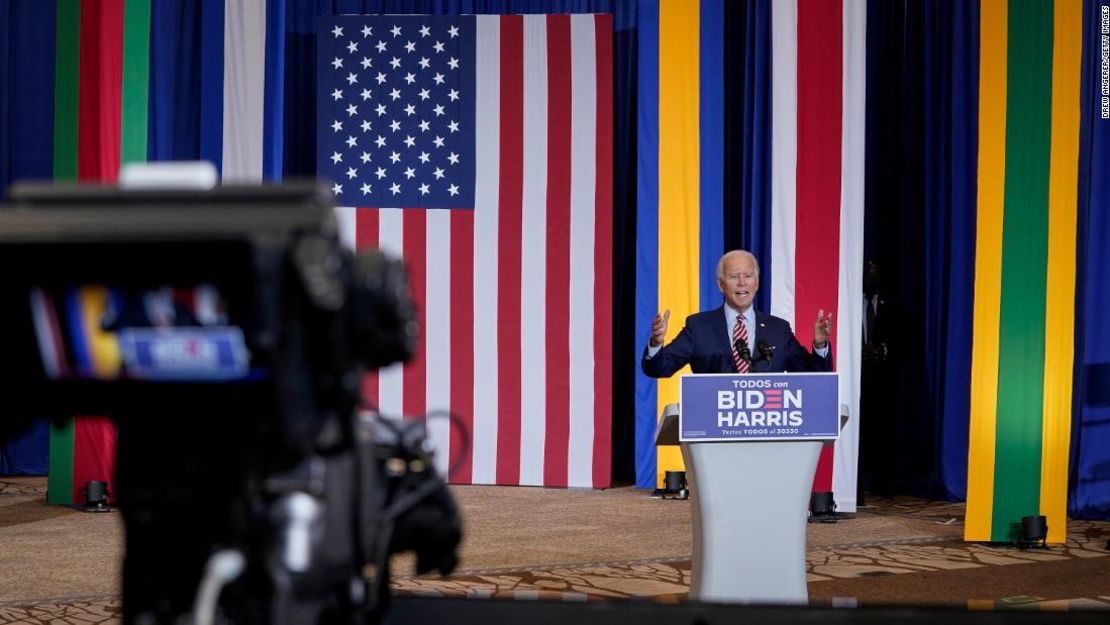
[732,315,750,373]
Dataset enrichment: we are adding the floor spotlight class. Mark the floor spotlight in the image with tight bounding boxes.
[809,491,837,523]
[661,471,689,500]
[84,480,111,513]
[1018,515,1047,549]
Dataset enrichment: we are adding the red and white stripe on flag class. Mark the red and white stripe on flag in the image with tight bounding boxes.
[336,14,613,489]
[771,0,866,512]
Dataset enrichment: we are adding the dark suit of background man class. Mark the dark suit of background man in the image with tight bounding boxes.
[642,250,833,378]
[858,259,896,497]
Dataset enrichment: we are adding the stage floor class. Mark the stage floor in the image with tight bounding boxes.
[1,477,1108,623]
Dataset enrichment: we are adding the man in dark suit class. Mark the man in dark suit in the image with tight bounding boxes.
[861,259,889,364]
[642,250,832,378]
[859,258,896,497]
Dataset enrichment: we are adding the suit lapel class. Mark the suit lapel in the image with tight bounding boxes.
[754,310,769,345]
[753,310,773,368]
[710,306,737,373]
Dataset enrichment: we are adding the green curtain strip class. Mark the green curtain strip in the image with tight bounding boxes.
[992,0,1054,542]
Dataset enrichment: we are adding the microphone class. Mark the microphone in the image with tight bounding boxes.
[756,339,774,364]
[734,338,752,369]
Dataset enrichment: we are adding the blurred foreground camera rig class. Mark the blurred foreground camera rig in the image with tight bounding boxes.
[0,183,460,624]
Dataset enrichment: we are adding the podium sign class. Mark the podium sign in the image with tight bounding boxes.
[679,372,839,442]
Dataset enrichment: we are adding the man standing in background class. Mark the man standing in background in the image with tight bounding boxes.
[859,259,895,500]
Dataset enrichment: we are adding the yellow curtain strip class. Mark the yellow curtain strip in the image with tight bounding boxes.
[965,0,1008,542]
[1040,0,1081,544]
[79,286,122,379]
[656,0,702,486]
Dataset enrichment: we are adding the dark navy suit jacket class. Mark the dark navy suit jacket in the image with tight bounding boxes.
[641,306,832,378]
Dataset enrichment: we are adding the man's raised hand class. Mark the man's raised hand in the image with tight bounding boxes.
[650,309,671,348]
[814,309,833,349]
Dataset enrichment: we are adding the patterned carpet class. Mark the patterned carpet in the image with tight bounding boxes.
[393,510,1110,606]
[0,597,121,625]
[390,495,1110,606]
[2,478,1109,624]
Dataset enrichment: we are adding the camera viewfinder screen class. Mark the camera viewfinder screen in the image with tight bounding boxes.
[29,283,254,382]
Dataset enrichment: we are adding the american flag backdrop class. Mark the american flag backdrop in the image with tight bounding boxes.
[319,14,613,488]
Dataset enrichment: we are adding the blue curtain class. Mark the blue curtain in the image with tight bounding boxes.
[723,0,772,315]
[861,0,978,500]
[0,0,56,198]
[0,1,55,475]
[932,0,976,501]
[1069,0,1110,519]
[148,0,204,162]
[1,419,48,476]
[631,0,657,489]
[922,0,979,501]
[609,4,640,484]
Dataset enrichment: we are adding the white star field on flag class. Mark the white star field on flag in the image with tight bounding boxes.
[319,17,474,206]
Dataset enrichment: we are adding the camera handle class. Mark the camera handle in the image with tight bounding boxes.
[192,550,246,625]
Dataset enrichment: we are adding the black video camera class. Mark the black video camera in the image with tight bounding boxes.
[0,182,461,624]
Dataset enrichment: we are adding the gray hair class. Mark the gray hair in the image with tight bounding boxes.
[716,250,760,281]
